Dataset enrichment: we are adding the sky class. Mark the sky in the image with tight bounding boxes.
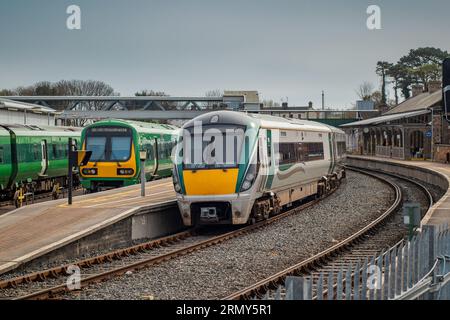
[0,0,449,108]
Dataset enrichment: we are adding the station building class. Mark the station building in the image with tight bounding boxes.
[342,81,450,163]
[0,98,58,126]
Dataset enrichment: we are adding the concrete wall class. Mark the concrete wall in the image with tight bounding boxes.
[434,144,450,163]
[18,202,184,271]
[346,157,448,193]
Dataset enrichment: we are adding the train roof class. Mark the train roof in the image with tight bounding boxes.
[0,124,81,136]
[83,119,178,135]
[182,111,345,134]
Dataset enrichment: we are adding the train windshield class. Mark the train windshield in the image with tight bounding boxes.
[86,137,107,161]
[182,124,246,169]
[85,126,132,162]
[111,137,132,161]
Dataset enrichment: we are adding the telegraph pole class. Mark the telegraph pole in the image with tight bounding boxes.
[322,90,325,110]
[68,138,74,205]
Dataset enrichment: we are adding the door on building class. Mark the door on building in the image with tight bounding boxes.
[409,131,424,159]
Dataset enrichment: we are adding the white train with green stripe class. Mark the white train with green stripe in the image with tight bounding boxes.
[173,111,346,226]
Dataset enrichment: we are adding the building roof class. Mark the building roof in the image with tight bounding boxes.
[340,109,429,127]
[0,98,57,114]
[384,90,442,115]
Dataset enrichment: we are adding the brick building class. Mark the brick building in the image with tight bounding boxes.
[342,81,450,162]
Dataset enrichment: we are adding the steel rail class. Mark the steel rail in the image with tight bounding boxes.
[224,167,403,300]
[5,180,341,300]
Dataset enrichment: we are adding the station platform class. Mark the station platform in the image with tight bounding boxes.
[0,179,176,274]
[347,155,450,227]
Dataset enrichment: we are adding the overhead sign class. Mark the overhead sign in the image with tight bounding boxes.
[444,58,450,121]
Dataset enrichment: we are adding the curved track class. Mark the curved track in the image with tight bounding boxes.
[224,167,433,300]
[0,181,341,300]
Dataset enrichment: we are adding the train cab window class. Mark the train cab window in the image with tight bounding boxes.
[0,146,3,164]
[85,126,132,162]
[111,137,131,161]
[86,137,107,161]
[278,143,297,165]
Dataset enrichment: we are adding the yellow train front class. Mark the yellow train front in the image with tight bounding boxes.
[173,111,346,226]
[80,119,178,192]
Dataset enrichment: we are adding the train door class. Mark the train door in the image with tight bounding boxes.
[144,138,159,180]
[39,139,48,176]
[264,129,275,190]
[329,133,337,174]
[258,130,269,192]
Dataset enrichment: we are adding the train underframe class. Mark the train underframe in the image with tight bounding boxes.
[1,175,80,208]
[180,168,346,226]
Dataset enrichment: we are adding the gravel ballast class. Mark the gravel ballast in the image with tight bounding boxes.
[63,170,394,300]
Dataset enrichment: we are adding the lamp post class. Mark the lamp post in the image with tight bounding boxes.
[140,150,147,197]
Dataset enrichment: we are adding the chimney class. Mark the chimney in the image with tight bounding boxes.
[428,80,442,94]
[412,84,424,97]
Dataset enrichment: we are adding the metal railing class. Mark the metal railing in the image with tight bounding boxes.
[375,146,405,160]
[266,224,450,300]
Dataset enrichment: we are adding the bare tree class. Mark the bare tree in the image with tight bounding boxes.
[135,90,167,97]
[356,82,375,101]
[205,89,223,109]
[205,89,223,97]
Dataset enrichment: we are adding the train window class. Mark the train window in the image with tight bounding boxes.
[147,143,154,161]
[183,125,244,169]
[111,137,131,161]
[52,144,57,159]
[0,146,3,164]
[32,144,40,161]
[305,143,324,161]
[86,137,107,161]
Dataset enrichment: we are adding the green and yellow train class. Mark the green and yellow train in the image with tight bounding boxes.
[0,124,82,206]
[80,119,178,192]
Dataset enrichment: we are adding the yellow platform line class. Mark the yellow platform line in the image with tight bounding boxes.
[58,181,173,207]
[80,189,175,208]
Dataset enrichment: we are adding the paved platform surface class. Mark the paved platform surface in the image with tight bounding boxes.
[0,179,175,274]
[348,155,450,227]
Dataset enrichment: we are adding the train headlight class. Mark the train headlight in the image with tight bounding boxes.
[82,168,98,175]
[117,168,135,175]
[240,164,257,192]
[172,166,182,193]
[241,180,252,191]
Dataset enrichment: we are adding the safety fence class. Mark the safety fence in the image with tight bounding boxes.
[266,224,450,300]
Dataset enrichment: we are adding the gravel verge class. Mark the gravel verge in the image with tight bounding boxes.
[62,170,394,300]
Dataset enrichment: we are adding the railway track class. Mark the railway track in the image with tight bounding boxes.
[224,167,433,300]
[0,180,342,300]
